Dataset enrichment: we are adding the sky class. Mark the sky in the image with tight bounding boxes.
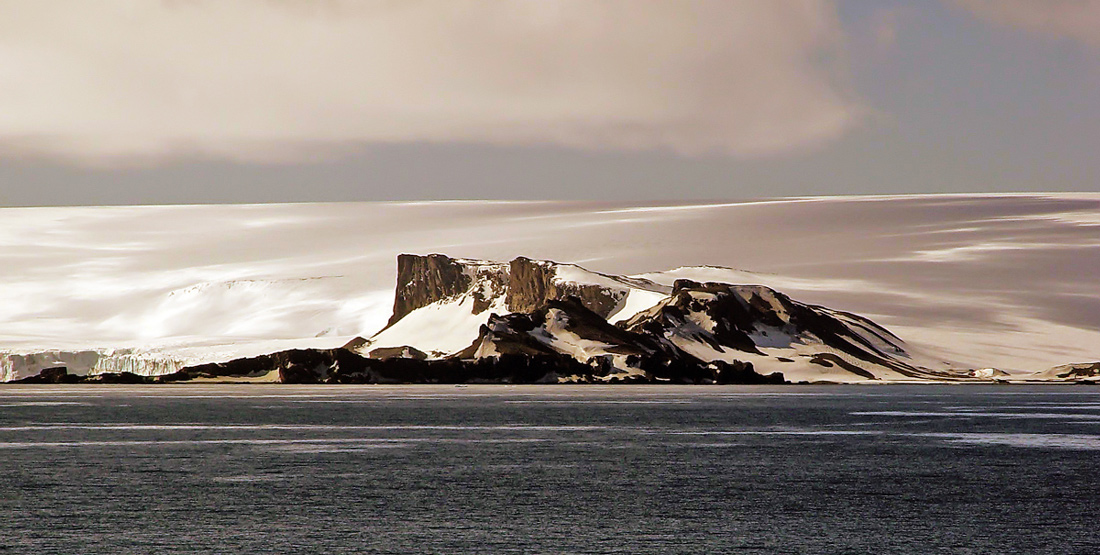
[0,0,1097,206]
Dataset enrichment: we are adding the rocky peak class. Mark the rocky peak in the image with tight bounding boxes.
[624,279,923,376]
[624,280,766,354]
[451,297,749,383]
[386,254,659,330]
[505,257,632,318]
[457,297,666,361]
[387,253,509,327]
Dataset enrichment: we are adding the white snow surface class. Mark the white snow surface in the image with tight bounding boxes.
[545,261,670,322]
[364,254,666,358]
[368,294,505,357]
[538,308,616,362]
[608,289,671,324]
[2,194,1100,379]
[618,282,934,383]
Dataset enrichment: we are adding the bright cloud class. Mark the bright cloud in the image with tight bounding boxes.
[0,0,862,164]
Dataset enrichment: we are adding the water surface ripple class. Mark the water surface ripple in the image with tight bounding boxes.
[0,384,1097,554]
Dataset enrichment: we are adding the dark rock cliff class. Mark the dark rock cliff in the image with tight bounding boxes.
[384,254,634,333]
[387,254,511,328]
[387,254,474,327]
[168,346,779,385]
[623,280,764,355]
[504,257,626,318]
[173,348,632,385]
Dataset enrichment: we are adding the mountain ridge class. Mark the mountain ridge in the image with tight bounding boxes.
[348,254,966,383]
[7,252,1098,384]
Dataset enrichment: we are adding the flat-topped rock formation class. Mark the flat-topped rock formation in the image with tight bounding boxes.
[11,252,1093,384]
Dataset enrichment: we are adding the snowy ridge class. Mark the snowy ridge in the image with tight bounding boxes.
[369,292,508,357]
[2,196,1099,381]
[359,254,669,358]
[454,298,675,382]
[618,280,963,383]
[360,256,973,382]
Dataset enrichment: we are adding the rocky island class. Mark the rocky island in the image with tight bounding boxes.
[18,253,1089,385]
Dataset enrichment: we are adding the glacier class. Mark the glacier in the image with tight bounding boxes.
[2,194,1100,381]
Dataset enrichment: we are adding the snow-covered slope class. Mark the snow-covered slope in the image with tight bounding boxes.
[620,280,958,383]
[444,296,774,384]
[365,255,510,356]
[361,254,668,357]
[1027,362,1100,382]
[453,297,681,381]
[2,194,1099,380]
[355,256,972,382]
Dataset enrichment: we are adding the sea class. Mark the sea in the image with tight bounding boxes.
[0,384,1098,554]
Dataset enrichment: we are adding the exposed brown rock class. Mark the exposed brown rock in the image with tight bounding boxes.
[622,279,931,379]
[1050,362,1100,379]
[505,256,625,317]
[388,254,475,327]
[368,345,428,360]
[11,366,80,384]
[385,254,511,329]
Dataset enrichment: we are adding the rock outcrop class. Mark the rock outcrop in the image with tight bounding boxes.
[387,254,509,327]
[456,298,667,359]
[368,345,428,360]
[11,366,82,384]
[454,297,699,380]
[450,297,783,384]
[361,254,670,355]
[504,256,644,318]
[359,256,984,382]
[1040,362,1100,380]
[385,253,668,325]
[171,346,770,385]
[620,280,957,380]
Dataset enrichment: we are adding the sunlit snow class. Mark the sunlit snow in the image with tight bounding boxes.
[1,194,1099,380]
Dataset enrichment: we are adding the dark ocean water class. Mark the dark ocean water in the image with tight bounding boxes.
[1,384,1098,554]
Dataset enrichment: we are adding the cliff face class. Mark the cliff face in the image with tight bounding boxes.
[505,257,627,318]
[364,253,666,360]
[387,254,508,327]
[385,254,643,330]
[362,255,975,382]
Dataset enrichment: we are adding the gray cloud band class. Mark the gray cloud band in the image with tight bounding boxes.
[0,0,862,163]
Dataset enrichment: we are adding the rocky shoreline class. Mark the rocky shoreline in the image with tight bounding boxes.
[12,347,786,385]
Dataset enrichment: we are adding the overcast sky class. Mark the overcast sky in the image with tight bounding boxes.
[0,0,1097,206]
